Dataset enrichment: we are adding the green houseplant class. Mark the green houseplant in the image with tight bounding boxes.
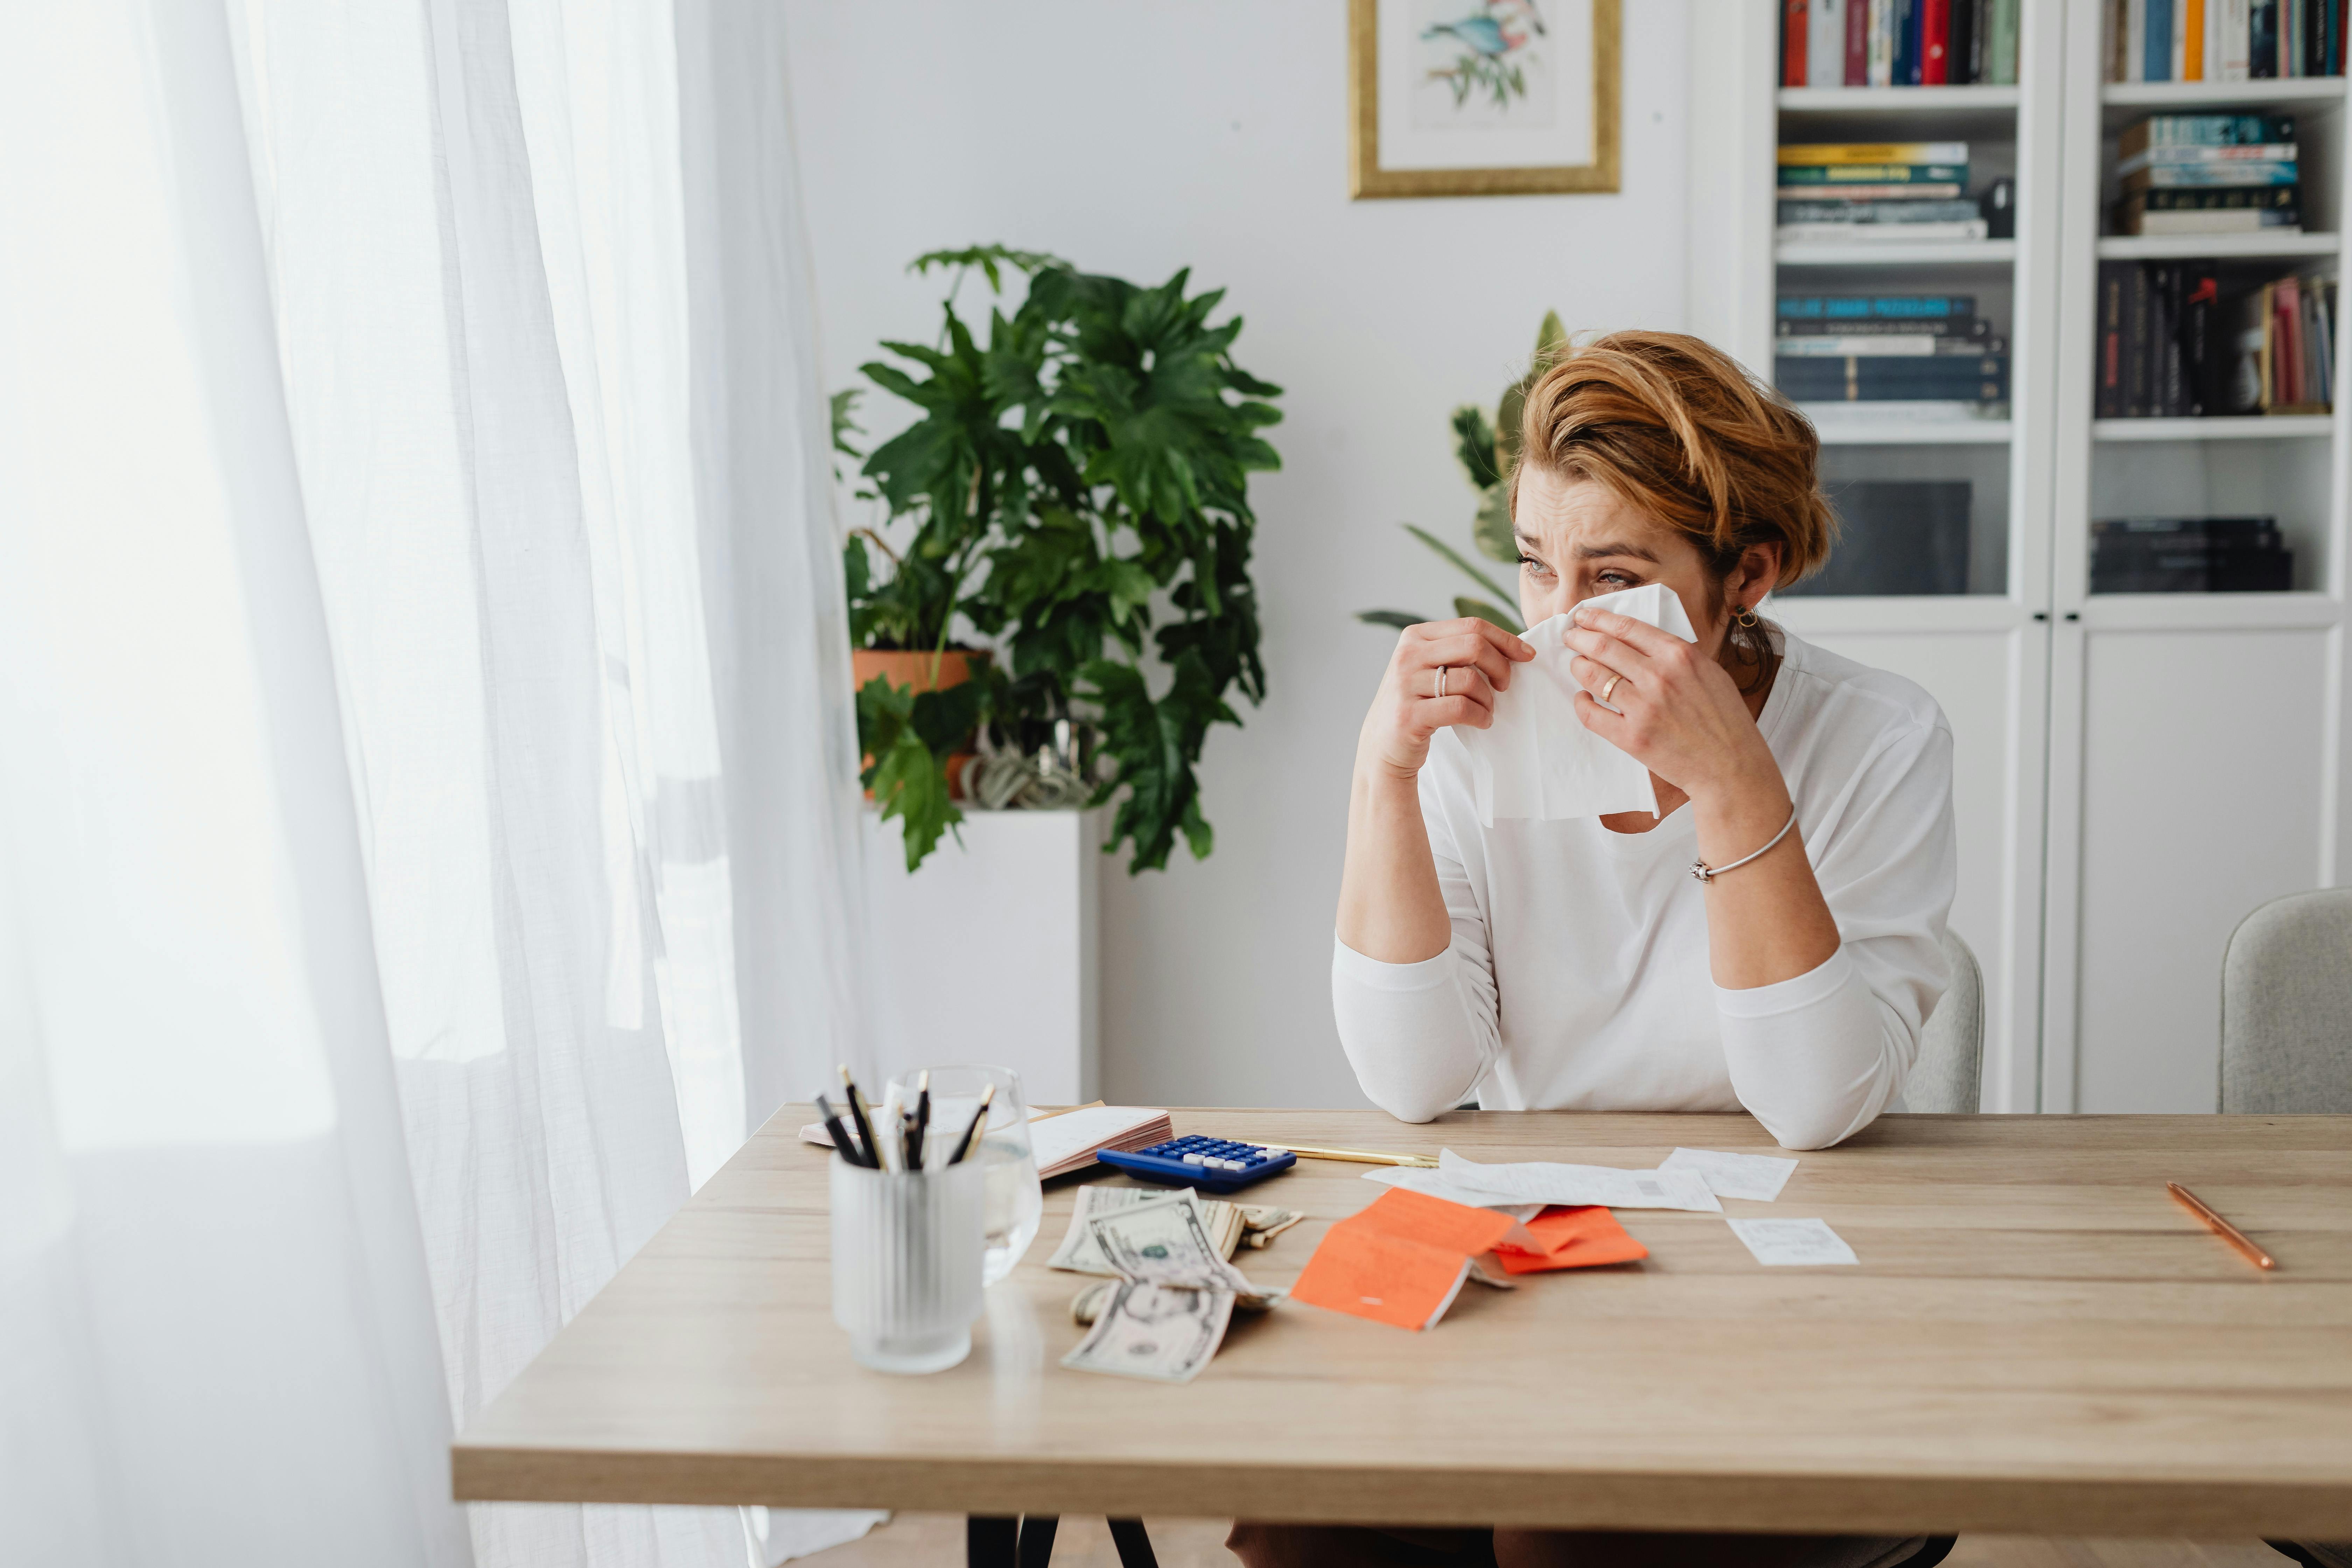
[844,245,1284,873]
[1358,312,1565,636]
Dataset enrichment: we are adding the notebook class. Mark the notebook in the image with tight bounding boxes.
[799,1099,1170,1179]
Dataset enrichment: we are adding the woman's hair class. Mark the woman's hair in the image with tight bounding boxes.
[1510,329,1836,592]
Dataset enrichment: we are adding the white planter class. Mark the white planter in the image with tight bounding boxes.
[860,806,1104,1104]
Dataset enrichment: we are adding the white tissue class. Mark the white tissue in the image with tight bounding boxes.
[1454,582,1699,825]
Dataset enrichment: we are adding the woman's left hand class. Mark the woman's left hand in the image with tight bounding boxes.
[1564,607,1779,805]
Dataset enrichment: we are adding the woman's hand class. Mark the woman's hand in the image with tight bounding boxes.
[1357,618,1535,781]
[1564,608,1779,806]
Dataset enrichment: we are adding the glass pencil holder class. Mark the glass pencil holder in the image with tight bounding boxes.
[829,1153,986,1374]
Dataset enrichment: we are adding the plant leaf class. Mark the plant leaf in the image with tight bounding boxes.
[1449,404,1500,490]
[1403,523,1516,605]
[1355,609,1427,629]
[1472,479,1518,563]
[1452,596,1523,634]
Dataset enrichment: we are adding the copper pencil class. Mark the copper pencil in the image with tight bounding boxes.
[2168,1181,2276,1272]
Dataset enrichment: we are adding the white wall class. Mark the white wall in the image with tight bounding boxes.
[786,1,1693,1108]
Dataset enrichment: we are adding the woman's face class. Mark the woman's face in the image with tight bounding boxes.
[1512,465,1735,658]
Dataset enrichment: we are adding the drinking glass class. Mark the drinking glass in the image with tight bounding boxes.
[885,1064,1043,1285]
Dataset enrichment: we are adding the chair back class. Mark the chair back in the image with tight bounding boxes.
[1903,928,1984,1114]
[2220,887,2352,1113]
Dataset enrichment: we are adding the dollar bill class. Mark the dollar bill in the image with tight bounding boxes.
[1236,1205,1304,1247]
[1048,1186,1243,1274]
[1087,1194,1257,1293]
[1072,1276,1284,1325]
[1059,1280,1236,1383]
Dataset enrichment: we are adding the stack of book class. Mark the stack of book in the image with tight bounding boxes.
[1778,142,1986,242]
[2104,0,2347,81]
[1776,293,2010,419]
[2115,114,2298,236]
[2095,265,2336,414]
[2090,517,2294,592]
[1781,0,2022,86]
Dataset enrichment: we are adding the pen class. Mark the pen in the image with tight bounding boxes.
[2168,1181,2276,1272]
[1275,1143,1439,1169]
[908,1070,931,1169]
[814,1093,870,1168]
[837,1066,882,1171]
[947,1083,996,1166]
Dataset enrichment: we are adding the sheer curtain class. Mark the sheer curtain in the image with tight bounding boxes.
[2,2,869,1565]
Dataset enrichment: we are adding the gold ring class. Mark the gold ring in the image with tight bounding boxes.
[1600,673,1624,704]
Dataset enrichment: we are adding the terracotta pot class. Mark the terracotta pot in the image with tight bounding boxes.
[853,647,988,800]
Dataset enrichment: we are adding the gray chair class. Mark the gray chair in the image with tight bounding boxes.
[1901,928,1984,1114]
[2221,887,2352,1114]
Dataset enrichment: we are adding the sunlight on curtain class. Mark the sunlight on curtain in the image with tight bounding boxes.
[5,0,870,1564]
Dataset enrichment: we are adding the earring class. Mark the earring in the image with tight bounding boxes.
[1734,604,1761,629]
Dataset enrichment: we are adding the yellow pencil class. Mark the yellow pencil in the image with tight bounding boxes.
[1274,1143,1439,1169]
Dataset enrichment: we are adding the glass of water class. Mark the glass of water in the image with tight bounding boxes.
[884,1064,1042,1285]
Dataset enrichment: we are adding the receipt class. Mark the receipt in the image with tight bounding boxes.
[1725,1218,1857,1266]
[1451,582,1700,825]
[1660,1147,1799,1203]
[1425,1149,1724,1213]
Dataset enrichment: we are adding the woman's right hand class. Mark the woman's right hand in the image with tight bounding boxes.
[1357,617,1535,781]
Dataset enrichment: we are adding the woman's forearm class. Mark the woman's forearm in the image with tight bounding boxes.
[1694,764,1842,989]
[1336,766,1452,963]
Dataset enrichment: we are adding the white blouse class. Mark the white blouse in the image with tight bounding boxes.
[1332,628,1956,1150]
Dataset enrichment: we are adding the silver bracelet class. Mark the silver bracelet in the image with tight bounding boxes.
[1690,806,1798,883]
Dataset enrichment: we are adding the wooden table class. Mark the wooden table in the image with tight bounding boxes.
[454,1110,2352,1538]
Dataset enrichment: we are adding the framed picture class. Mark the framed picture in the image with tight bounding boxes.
[1349,0,1620,199]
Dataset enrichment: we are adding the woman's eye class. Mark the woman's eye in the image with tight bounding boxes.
[1518,554,1552,576]
[1596,569,1639,588]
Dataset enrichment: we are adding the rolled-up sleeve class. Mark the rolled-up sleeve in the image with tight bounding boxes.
[1715,717,1957,1150]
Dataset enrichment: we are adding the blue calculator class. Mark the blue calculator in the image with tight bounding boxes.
[1095,1134,1297,1194]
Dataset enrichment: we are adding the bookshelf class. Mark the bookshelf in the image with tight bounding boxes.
[1689,0,2352,1125]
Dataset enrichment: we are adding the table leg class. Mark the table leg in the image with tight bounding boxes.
[967,1516,1018,1568]
[1106,1519,1158,1568]
[1017,1515,1059,1567]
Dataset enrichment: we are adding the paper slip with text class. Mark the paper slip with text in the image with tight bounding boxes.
[1726,1218,1857,1266]
[1660,1147,1798,1203]
[1425,1149,1724,1212]
[1492,1206,1649,1274]
[1290,1188,1518,1331]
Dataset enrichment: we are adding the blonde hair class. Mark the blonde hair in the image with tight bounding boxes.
[1511,329,1835,589]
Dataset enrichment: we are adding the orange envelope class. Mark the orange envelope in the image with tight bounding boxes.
[1492,1204,1649,1275]
[1290,1188,1519,1331]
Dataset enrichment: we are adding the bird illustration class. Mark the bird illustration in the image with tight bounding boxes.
[1420,0,1547,59]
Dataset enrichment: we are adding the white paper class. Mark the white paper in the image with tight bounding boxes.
[1725,1217,1857,1266]
[1028,1105,1168,1171]
[1429,1149,1723,1213]
[1453,583,1700,825]
[1660,1147,1798,1203]
[1361,1166,1546,1216]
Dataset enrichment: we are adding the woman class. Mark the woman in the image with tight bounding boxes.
[1229,332,1955,1568]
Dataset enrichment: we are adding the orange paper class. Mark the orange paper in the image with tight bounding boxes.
[1492,1205,1648,1274]
[1289,1188,1520,1331]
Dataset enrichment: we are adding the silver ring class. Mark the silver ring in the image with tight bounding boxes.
[1600,673,1623,704]
[1434,665,1448,699]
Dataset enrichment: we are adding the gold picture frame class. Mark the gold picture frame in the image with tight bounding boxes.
[1350,0,1620,199]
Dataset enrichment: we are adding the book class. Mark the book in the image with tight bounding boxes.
[1987,0,2018,80]
[2149,0,2175,77]
[2092,518,2292,593]
[1924,0,1952,79]
[2221,0,2255,76]
[2182,264,2221,414]
[1779,182,1966,200]
[1800,398,2009,420]
[1775,333,2007,355]
[1777,198,1987,223]
[1777,219,1991,241]
[2252,0,2278,74]
[2126,263,2154,414]
[2129,207,2302,232]
[2122,159,2300,187]
[1778,141,1969,164]
[1896,0,1922,83]
[2188,0,2207,76]
[1778,292,1976,322]
[2097,262,2127,418]
[1848,0,1872,82]
[2121,114,2292,153]
[1785,0,1810,84]
[2117,142,2299,172]
[1811,0,1848,86]
[1778,162,1970,183]
[1953,0,1981,82]
[1775,353,2008,399]
[1869,0,1897,84]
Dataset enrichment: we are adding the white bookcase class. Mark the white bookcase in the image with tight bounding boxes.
[1689,0,2352,1115]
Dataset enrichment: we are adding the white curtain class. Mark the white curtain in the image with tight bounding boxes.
[1,2,871,1564]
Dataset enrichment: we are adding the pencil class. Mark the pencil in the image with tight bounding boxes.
[947,1083,996,1166]
[1275,1143,1439,1169]
[2168,1181,2277,1272]
[837,1065,882,1170]
[908,1070,931,1169]
[814,1093,870,1168]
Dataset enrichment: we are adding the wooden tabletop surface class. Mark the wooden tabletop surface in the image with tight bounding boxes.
[452,1109,2352,1536]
